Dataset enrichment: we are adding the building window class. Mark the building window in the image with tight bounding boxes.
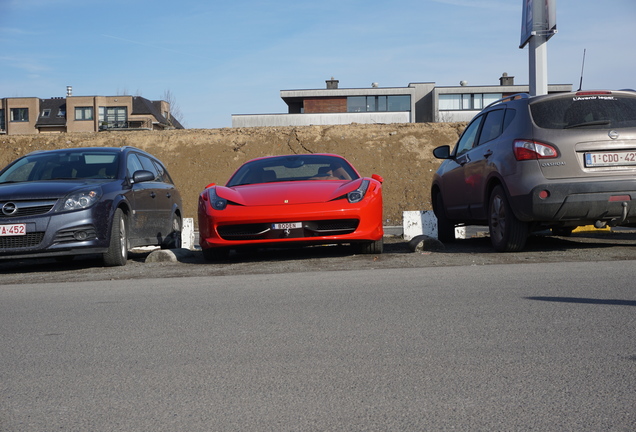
[75,107,94,121]
[10,108,29,122]
[347,95,411,113]
[347,97,366,113]
[0,109,5,130]
[439,93,502,110]
[99,106,127,128]
[387,95,410,111]
[57,108,66,118]
[42,109,51,118]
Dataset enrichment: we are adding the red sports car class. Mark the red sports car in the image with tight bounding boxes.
[198,154,384,260]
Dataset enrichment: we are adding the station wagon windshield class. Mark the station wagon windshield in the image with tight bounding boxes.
[0,151,120,183]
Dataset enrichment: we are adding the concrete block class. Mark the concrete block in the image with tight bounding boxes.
[182,217,195,250]
[403,211,466,240]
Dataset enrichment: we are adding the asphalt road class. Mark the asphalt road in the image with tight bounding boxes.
[1,259,635,431]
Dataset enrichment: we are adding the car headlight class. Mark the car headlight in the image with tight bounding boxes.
[208,188,227,210]
[62,188,102,211]
[347,180,370,203]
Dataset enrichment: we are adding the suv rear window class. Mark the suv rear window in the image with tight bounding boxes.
[530,93,636,129]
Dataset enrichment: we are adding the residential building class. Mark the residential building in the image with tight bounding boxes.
[231,74,572,127]
[0,90,183,135]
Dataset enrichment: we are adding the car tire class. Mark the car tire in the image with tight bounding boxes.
[103,208,128,266]
[202,247,230,262]
[488,185,528,252]
[162,214,182,249]
[355,238,384,254]
[434,192,456,242]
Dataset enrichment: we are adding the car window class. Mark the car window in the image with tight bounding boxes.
[137,155,161,181]
[503,108,516,131]
[477,109,505,146]
[454,115,484,155]
[227,155,359,186]
[152,160,173,184]
[126,154,144,178]
[530,93,636,129]
[1,151,119,182]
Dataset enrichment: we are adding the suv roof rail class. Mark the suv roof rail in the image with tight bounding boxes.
[484,93,530,109]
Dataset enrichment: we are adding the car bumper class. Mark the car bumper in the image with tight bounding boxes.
[0,208,111,259]
[198,198,383,249]
[510,179,636,224]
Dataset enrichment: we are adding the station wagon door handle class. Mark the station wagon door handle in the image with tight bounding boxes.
[166,192,171,198]
[149,191,156,198]
[483,150,493,158]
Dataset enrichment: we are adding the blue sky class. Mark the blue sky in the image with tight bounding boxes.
[1,0,634,129]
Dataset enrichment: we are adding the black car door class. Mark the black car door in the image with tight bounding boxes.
[126,153,157,244]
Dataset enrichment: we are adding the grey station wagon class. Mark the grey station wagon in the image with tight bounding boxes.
[0,146,182,266]
[431,90,636,251]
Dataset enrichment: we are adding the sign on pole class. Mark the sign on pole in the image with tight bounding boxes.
[520,0,557,49]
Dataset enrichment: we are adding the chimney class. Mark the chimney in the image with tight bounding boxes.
[499,73,514,86]
[66,86,73,96]
[326,77,339,89]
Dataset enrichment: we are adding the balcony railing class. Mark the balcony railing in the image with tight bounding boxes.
[99,119,152,131]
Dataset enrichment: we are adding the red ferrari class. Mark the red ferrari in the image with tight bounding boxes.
[198,154,384,260]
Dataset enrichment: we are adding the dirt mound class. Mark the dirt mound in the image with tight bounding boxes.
[0,123,465,226]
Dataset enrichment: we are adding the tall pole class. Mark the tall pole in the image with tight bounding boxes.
[529,33,548,96]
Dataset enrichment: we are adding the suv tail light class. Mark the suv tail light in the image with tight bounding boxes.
[513,140,558,161]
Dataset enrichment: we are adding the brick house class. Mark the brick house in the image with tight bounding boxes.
[0,91,183,135]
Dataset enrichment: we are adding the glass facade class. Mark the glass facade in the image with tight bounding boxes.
[439,93,502,110]
[347,95,411,113]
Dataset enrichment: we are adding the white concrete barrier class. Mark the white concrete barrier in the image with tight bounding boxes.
[402,210,466,241]
[182,217,195,250]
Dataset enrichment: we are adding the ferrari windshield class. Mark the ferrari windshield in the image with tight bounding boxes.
[0,150,120,183]
[227,155,359,186]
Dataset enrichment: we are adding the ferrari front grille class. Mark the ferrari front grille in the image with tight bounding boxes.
[217,219,359,241]
[218,224,271,240]
[307,219,359,233]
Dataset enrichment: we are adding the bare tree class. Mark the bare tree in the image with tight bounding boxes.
[162,89,185,127]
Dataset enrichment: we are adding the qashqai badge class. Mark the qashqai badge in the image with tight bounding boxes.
[2,202,18,216]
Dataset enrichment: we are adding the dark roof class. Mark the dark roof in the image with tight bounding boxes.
[132,96,183,129]
[35,98,66,127]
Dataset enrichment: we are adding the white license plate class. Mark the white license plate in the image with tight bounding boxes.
[585,151,636,167]
[272,222,302,230]
[0,223,26,236]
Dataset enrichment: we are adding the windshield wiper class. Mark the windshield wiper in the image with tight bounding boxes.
[565,120,611,129]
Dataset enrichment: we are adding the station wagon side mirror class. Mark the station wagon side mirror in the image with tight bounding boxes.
[131,170,155,184]
[433,145,452,159]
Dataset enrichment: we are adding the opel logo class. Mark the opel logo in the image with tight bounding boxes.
[2,202,18,216]
[608,130,619,140]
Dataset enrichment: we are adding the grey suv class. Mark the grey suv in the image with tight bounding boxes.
[431,90,636,251]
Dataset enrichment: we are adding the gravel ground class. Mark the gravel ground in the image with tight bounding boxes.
[1,228,635,285]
